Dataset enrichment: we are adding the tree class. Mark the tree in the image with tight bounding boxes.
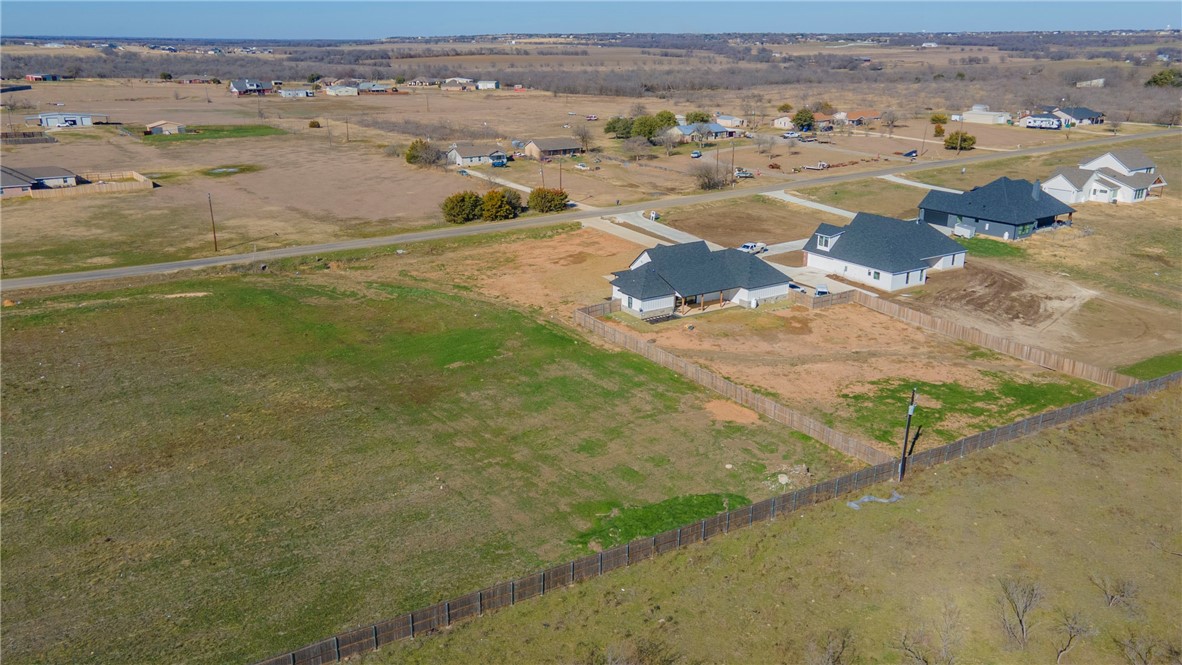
[653,110,678,130]
[630,115,662,140]
[997,577,1043,648]
[572,123,594,152]
[777,102,794,113]
[622,135,653,161]
[897,601,963,665]
[658,130,680,156]
[930,112,950,124]
[806,628,855,665]
[1113,629,1159,665]
[306,73,321,84]
[685,110,712,124]
[527,187,568,213]
[944,130,976,151]
[405,138,445,166]
[785,137,799,155]
[1054,611,1095,664]
[159,72,173,80]
[881,110,900,137]
[792,108,815,131]
[693,122,713,148]
[809,100,836,114]
[481,188,521,221]
[308,120,321,128]
[690,163,727,190]
[1108,119,1123,135]
[628,101,648,118]
[604,116,633,138]
[440,191,482,224]
[754,134,775,153]
[1145,68,1182,87]
[933,123,945,137]
[1089,574,1137,608]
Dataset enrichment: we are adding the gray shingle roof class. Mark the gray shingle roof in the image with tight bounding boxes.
[919,177,1075,225]
[1096,148,1156,172]
[1,165,75,186]
[449,144,504,158]
[1059,106,1103,121]
[802,213,966,274]
[611,241,790,299]
[528,138,582,152]
[1049,167,1093,190]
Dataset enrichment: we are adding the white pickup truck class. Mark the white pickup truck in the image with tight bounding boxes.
[739,242,768,254]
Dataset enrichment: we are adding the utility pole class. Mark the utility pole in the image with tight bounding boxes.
[955,114,966,156]
[899,387,917,481]
[345,116,350,143]
[540,164,545,188]
[558,158,563,190]
[730,139,735,187]
[207,193,219,252]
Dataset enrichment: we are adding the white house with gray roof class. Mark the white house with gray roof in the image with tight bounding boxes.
[446,143,507,166]
[1042,149,1166,204]
[803,213,966,292]
[610,241,793,319]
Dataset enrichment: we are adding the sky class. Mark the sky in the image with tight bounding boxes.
[1,1,1179,40]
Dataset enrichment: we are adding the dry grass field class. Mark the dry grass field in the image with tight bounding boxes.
[364,384,1182,665]
[657,195,849,246]
[792,177,926,219]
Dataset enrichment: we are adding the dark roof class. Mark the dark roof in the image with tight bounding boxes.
[1059,106,1103,120]
[528,137,582,152]
[230,79,272,91]
[1,165,75,186]
[611,241,790,299]
[919,177,1075,225]
[803,213,965,274]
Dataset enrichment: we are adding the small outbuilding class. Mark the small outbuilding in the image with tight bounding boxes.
[28,111,107,127]
[146,120,186,135]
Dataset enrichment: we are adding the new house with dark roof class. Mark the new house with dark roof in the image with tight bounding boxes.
[610,241,793,319]
[1042,148,1167,204]
[802,213,966,291]
[918,177,1075,240]
[1,165,78,195]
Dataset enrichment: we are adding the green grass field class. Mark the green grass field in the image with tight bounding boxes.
[364,386,1182,664]
[0,273,859,665]
[1120,350,1182,380]
[141,124,287,143]
[793,178,925,219]
[953,235,1027,258]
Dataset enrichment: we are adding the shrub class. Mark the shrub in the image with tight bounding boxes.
[441,191,483,224]
[690,163,728,190]
[307,120,321,128]
[527,187,569,213]
[405,138,445,166]
[930,112,949,124]
[944,130,976,151]
[481,188,522,221]
[933,123,945,137]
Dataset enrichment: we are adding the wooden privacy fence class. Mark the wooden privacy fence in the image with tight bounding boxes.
[253,369,1181,665]
[574,301,892,465]
[0,130,56,144]
[25,171,154,199]
[851,291,1139,389]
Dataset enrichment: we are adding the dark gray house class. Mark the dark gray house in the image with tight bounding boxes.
[1,165,78,195]
[610,241,793,319]
[918,177,1075,240]
[803,213,966,291]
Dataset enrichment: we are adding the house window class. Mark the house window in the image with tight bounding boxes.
[1135,189,1145,200]
[626,296,633,309]
[818,236,830,248]
[984,223,989,231]
[872,271,881,280]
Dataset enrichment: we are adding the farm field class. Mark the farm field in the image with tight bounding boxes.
[600,302,1102,452]
[363,384,1182,665]
[0,256,864,665]
[657,195,850,246]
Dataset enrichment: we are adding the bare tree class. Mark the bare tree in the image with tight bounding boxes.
[690,162,727,190]
[899,601,963,665]
[785,137,799,155]
[806,628,855,665]
[628,101,648,118]
[754,134,775,153]
[881,109,900,137]
[622,136,652,162]
[572,123,594,152]
[1113,629,1158,665]
[998,577,1043,648]
[1054,611,1095,664]
[1108,118,1123,135]
[1089,574,1137,609]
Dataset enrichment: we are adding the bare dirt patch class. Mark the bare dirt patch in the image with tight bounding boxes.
[704,400,760,424]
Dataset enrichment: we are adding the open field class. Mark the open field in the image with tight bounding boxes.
[364,384,1182,665]
[657,195,850,246]
[793,177,925,219]
[0,256,862,665]
[139,123,287,142]
[601,302,1102,451]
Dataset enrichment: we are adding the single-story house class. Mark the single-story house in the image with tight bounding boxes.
[961,104,1012,125]
[1,165,78,195]
[1053,106,1104,126]
[358,81,392,94]
[146,120,185,135]
[229,79,273,96]
[715,114,746,128]
[176,75,213,84]
[441,77,475,91]
[407,77,441,86]
[523,137,583,160]
[918,177,1075,240]
[447,143,507,166]
[24,74,64,82]
[27,112,107,127]
[811,112,835,129]
[279,88,315,98]
[802,213,966,292]
[610,241,794,319]
[325,85,359,96]
[772,116,794,130]
[476,80,500,90]
[1041,149,1166,204]
[664,122,735,143]
[1021,113,1061,129]
[839,109,880,126]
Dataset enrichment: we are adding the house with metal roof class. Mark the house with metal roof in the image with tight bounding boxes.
[1052,106,1104,126]
[146,120,186,135]
[1042,149,1166,204]
[610,241,794,319]
[27,111,108,127]
[228,79,273,96]
[802,213,966,292]
[918,177,1075,240]
[664,123,734,143]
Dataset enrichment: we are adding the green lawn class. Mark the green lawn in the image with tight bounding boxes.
[953,235,1027,258]
[793,178,925,219]
[364,386,1182,664]
[1119,350,1182,380]
[0,274,858,665]
[141,124,287,143]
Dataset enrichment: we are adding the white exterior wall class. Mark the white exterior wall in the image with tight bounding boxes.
[612,286,674,317]
[929,252,966,270]
[772,117,793,129]
[963,111,1011,125]
[736,283,792,305]
[806,252,930,292]
[1040,175,1084,204]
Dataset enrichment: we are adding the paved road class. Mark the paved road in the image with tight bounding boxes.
[3,128,1176,291]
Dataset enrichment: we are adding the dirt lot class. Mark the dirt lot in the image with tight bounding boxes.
[657,195,847,246]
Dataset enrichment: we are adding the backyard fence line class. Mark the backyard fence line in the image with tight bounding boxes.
[850,291,1139,389]
[253,364,1181,665]
[574,301,892,466]
[0,130,56,145]
[23,171,154,199]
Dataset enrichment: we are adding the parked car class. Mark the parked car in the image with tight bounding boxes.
[690,150,702,158]
[739,242,768,254]
[490,159,507,168]
[734,169,754,179]
[575,162,589,170]
[815,284,830,296]
[456,169,470,176]
[788,283,807,293]
[585,115,599,121]
[782,131,800,138]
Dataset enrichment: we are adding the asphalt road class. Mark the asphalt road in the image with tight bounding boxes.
[3,128,1177,291]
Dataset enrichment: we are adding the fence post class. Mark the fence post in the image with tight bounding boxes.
[701,519,706,541]
[626,542,631,565]
[511,580,516,605]
[477,590,483,616]
[725,510,730,533]
[570,561,575,582]
[770,495,777,519]
[410,611,415,639]
[598,551,603,575]
[334,635,340,660]
[445,601,451,626]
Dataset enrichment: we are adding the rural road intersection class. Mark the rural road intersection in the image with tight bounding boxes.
[2,129,1176,291]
